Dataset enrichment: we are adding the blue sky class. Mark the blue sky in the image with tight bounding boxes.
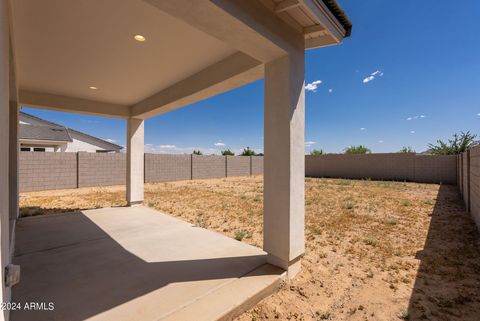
[22,0,480,154]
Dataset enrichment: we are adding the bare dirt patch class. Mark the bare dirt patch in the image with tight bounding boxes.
[20,177,480,321]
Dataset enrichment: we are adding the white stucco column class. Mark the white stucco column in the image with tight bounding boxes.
[126,118,144,206]
[263,50,305,278]
[1,0,12,315]
[9,101,18,236]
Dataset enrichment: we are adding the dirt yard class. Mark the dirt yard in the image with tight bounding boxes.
[20,177,480,321]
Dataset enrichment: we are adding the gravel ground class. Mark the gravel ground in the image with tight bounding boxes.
[20,177,480,321]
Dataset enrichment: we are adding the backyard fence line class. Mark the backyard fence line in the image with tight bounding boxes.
[458,146,479,230]
[305,153,457,184]
[19,152,459,193]
[19,152,264,192]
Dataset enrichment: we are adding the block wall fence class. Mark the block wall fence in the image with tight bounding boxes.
[19,152,264,192]
[305,153,457,184]
[19,152,458,193]
[458,146,480,230]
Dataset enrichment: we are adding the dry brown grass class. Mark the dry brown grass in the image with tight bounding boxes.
[20,176,480,321]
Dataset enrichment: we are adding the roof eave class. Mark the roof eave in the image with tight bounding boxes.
[301,0,352,49]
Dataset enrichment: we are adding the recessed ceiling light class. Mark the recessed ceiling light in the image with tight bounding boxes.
[88,86,98,90]
[134,34,146,42]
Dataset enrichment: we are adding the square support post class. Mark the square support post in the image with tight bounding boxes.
[263,50,305,278]
[126,118,144,206]
[1,0,12,314]
[9,101,18,239]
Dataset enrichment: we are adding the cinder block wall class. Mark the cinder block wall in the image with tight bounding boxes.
[306,153,416,181]
[78,152,126,188]
[19,152,460,193]
[306,153,457,184]
[462,153,469,207]
[469,147,479,227]
[19,153,264,192]
[251,156,264,175]
[19,152,77,192]
[145,154,191,183]
[414,155,457,184]
[226,156,250,177]
[192,155,226,180]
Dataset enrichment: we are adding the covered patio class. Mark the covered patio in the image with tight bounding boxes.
[0,0,351,320]
[12,206,282,321]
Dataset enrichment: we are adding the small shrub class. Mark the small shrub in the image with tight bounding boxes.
[385,218,399,225]
[344,145,371,154]
[195,216,209,228]
[234,230,249,241]
[241,147,256,156]
[221,149,234,156]
[364,238,378,246]
[343,202,355,210]
[310,149,324,155]
[147,201,155,208]
[399,146,415,153]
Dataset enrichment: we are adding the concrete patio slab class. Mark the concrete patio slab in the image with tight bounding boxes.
[11,206,284,321]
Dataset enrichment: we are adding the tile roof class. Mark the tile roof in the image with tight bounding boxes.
[19,111,123,150]
[19,123,73,142]
[322,0,352,37]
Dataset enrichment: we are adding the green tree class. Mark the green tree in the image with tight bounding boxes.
[192,150,203,155]
[399,146,415,153]
[428,131,478,155]
[344,145,371,154]
[310,149,324,155]
[241,147,256,156]
[221,149,235,156]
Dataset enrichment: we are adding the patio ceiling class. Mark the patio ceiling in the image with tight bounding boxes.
[11,0,350,119]
[12,0,240,110]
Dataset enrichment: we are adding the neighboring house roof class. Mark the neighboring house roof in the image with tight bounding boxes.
[321,0,352,37]
[19,111,123,150]
[19,123,72,142]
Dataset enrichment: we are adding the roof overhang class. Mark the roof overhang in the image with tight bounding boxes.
[264,0,352,49]
[10,0,351,119]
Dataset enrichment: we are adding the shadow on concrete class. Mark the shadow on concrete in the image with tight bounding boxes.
[408,185,480,320]
[11,210,268,321]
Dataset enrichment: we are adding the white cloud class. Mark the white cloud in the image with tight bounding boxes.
[360,127,366,131]
[214,142,225,147]
[328,89,333,93]
[363,70,384,84]
[378,140,384,143]
[105,138,116,143]
[305,80,322,92]
[477,113,480,116]
[407,115,426,121]
[304,141,316,146]
[363,75,375,83]
[410,131,415,134]
[159,145,176,149]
